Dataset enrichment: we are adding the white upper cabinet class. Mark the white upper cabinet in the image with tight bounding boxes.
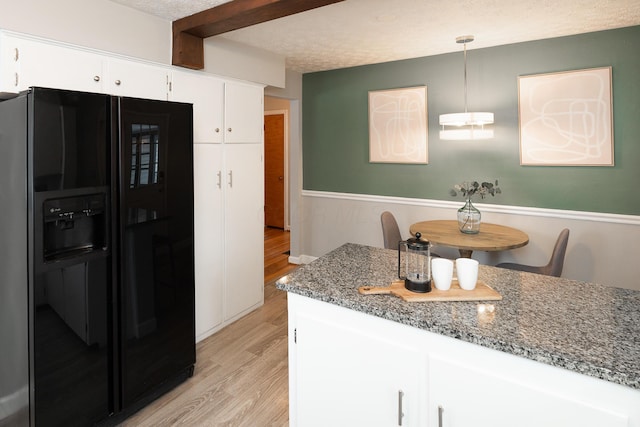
[103,57,169,101]
[0,31,169,100]
[169,71,224,143]
[224,82,264,144]
[1,33,103,95]
[0,32,18,97]
[170,72,264,145]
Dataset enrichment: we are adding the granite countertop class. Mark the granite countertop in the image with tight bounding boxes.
[276,243,640,391]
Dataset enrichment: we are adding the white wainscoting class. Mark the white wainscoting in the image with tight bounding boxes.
[292,190,640,291]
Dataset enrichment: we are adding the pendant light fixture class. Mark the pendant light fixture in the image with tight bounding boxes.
[439,35,494,140]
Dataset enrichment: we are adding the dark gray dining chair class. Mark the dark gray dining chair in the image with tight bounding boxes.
[496,228,570,277]
[381,211,402,250]
[380,211,441,257]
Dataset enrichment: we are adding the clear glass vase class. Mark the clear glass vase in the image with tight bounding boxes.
[457,198,481,234]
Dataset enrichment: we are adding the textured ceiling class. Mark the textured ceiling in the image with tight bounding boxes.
[109,0,640,73]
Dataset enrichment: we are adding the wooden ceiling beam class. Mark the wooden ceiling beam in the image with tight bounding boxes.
[172,0,345,69]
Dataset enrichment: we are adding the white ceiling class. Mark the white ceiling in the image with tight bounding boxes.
[109,0,640,73]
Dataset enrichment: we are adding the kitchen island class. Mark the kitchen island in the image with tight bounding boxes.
[276,243,640,427]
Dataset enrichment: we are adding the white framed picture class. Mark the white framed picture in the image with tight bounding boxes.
[518,67,614,166]
[368,86,428,164]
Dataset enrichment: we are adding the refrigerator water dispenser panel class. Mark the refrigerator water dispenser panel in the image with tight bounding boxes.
[42,192,107,262]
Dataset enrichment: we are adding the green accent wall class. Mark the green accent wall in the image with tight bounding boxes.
[302,26,640,215]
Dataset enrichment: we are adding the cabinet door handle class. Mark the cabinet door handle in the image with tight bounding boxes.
[115,79,121,86]
[228,170,233,188]
[397,390,404,426]
[215,128,220,133]
[438,405,444,427]
[14,48,19,61]
[14,72,18,87]
[227,127,232,133]
[94,75,100,82]
[216,171,222,189]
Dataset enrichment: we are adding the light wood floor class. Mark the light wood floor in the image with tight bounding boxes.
[122,227,296,426]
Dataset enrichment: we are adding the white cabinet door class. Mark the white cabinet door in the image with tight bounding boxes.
[106,57,168,101]
[290,295,427,427]
[194,143,224,340]
[428,355,630,427]
[0,33,20,97]
[223,143,264,320]
[170,71,224,143]
[224,82,264,144]
[12,36,104,94]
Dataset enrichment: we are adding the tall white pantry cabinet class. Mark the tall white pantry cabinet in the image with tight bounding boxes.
[186,78,265,342]
[1,30,266,343]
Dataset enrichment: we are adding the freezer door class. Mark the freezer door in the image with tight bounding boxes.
[0,90,29,427]
[30,87,112,426]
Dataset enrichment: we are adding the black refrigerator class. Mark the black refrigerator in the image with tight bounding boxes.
[0,87,195,426]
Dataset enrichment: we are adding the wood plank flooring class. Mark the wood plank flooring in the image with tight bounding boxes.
[264,227,298,284]
[121,227,296,426]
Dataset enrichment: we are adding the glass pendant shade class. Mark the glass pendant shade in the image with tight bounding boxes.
[439,112,494,127]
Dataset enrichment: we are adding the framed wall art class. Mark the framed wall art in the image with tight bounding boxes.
[518,67,613,166]
[368,86,428,164]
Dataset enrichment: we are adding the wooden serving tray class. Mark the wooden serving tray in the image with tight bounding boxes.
[358,279,502,302]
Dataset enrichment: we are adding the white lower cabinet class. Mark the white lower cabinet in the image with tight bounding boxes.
[287,293,640,427]
[289,294,427,427]
[428,354,630,427]
[194,143,264,341]
[194,143,224,337]
[222,144,264,319]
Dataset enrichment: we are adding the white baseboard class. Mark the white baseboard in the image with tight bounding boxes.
[0,385,28,420]
[288,254,317,265]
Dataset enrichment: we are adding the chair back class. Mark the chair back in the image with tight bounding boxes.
[381,211,402,250]
[544,228,570,277]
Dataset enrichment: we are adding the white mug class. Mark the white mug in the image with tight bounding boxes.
[431,258,454,291]
[456,258,479,290]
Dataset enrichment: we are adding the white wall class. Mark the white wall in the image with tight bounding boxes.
[266,70,303,257]
[204,37,285,88]
[295,191,640,291]
[0,0,171,63]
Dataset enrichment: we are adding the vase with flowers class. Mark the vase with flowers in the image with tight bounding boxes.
[449,180,501,234]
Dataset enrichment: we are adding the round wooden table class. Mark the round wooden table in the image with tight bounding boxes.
[409,220,529,258]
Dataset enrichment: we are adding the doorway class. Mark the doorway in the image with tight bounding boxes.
[264,103,289,230]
